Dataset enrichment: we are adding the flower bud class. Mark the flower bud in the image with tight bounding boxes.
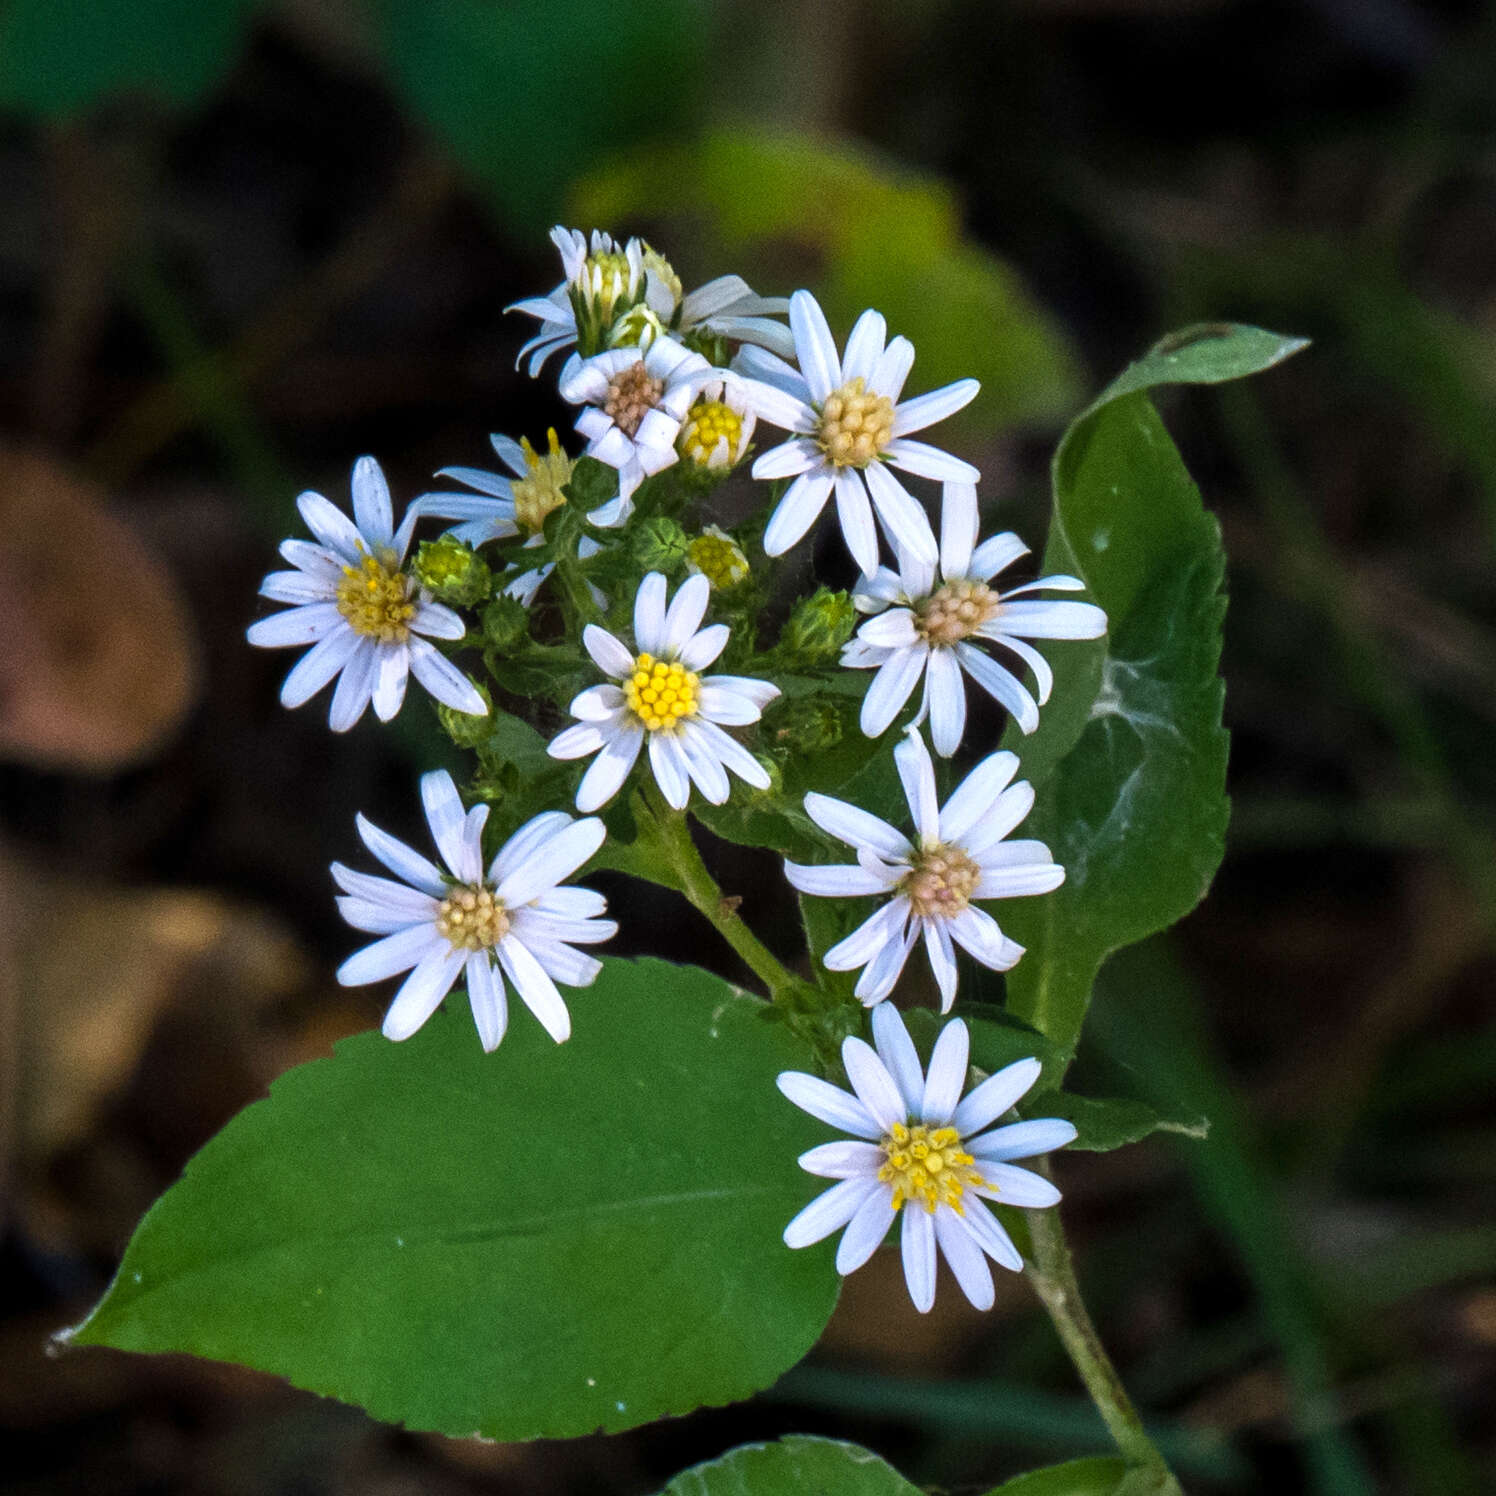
[685,525,750,590]
[438,681,493,748]
[630,515,690,575]
[767,696,843,753]
[481,594,530,651]
[781,587,857,664]
[412,537,491,608]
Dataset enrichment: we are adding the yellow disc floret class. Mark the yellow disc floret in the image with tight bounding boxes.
[903,842,982,920]
[435,883,510,953]
[818,376,895,469]
[686,526,750,589]
[879,1121,986,1214]
[512,429,574,534]
[679,398,745,469]
[335,550,416,642]
[624,651,701,733]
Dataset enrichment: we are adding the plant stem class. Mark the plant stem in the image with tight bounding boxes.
[641,786,798,1001]
[1026,1201,1184,1491]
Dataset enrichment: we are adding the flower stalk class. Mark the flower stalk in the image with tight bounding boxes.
[637,783,799,1002]
[1025,1182,1184,1491]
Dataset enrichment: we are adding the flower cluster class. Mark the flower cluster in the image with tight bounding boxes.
[245,227,1109,1312]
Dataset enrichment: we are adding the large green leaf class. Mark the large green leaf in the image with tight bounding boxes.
[573,128,1081,432]
[659,1436,921,1496]
[66,958,838,1438]
[999,325,1307,1069]
[375,0,700,231]
[982,1457,1127,1496]
[0,0,258,117]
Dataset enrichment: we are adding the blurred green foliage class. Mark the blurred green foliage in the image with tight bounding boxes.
[573,128,1082,432]
[0,0,257,116]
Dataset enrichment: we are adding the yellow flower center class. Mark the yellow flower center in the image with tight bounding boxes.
[686,529,749,589]
[879,1122,986,1214]
[624,651,700,733]
[818,376,895,469]
[916,578,1001,646]
[435,883,510,952]
[512,428,573,534]
[604,361,665,439]
[903,842,981,920]
[679,398,745,468]
[335,550,416,642]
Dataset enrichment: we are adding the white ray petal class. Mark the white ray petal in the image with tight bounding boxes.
[890,379,980,437]
[935,1205,995,1310]
[836,1188,897,1274]
[968,1118,1076,1162]
[466,954,509,1052]
[380,945,467,1040]
[842,1037,908,1132]
[871,1004,926,1114]
[247,603,345,649]
[900,1205,937,1312]
[789,289,841,402]
[784,1177,879,1248]
[776,1071,882,1139]
[939,750,1020,845]
[764,468,836,557]
[803,793,910,860]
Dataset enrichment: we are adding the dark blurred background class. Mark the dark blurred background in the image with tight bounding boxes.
[1,2,1494,1492]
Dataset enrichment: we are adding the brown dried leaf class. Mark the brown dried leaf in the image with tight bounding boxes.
[0,447,197,770]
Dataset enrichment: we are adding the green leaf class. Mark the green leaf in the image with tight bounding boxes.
[901,1005,1063,1088]
[573,128,1082,432]
[66,958,838,1438]
[998,325,1307,1068]
[0,0,257,117]
[374,0,701,232]
[1028,1091,1208,1152]
[659,1436,921,1496]
[982,1456,1128,1496]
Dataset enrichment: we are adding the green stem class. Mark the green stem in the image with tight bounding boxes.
[552,544,601,627]
[640,785,798,1001]
[1027,1200,1184,1491]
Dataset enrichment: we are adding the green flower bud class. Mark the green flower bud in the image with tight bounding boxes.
[438,681,493,748]
[781,587,857,664]
[767,696,843,754]
[481,594,530,652]
[631,515,690,574]
[412,537,491,608]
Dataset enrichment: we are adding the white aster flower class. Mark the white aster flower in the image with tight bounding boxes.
[246,456,487,732]
[407,429,605,609]
[509,226,793,375]
[845,481,1108,751]
[742,289,981,578]
[410,428,574,547]
[785,726,1063,1010]
[547,571,779,812]
[334,769,615,1050]
[779,1003,1076,1313]
[558,336,715,526]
